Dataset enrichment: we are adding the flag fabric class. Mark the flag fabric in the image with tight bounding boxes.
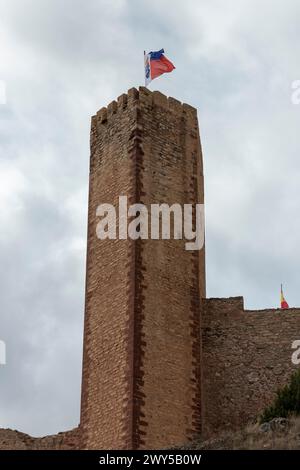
[280,284,289,309]
[144,49,175,86]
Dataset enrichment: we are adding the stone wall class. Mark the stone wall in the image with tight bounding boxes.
[0,427,80,450]
[202,297,300,437]
[80,87,205,450]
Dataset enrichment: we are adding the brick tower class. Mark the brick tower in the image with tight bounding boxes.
[80,86,205,449]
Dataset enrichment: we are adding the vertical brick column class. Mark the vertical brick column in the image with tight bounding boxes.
[80,87,205,449]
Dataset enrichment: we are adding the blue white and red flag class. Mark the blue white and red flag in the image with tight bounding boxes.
[144,49,175,86]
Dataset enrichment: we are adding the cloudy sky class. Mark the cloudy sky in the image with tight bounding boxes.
[1,0,300,437]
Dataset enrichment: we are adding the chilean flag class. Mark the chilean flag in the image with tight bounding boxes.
[144,49,175,86]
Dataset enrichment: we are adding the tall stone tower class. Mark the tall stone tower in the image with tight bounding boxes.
[80,86,205,449]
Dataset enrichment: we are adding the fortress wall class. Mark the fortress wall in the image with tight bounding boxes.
[0,427,80,450]
[80,87,206,449]
[202,297,300,436]
[4,88,300,449]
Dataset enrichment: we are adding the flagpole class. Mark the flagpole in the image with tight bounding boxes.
[144,50,147,87]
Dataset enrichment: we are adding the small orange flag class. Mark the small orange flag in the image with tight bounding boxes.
[280,284,289,309]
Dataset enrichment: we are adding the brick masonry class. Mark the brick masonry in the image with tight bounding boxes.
[80,86,206,450]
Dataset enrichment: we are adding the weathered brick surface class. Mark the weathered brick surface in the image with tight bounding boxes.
[202,297,300,437]
[80,87,206,449]
[80,89,138,450]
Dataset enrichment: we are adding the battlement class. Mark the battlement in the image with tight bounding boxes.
[204,296,245,311]
[93,87,198,126]
[203,296,300,317]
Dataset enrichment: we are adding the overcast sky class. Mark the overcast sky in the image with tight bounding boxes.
[1,0,300,437]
